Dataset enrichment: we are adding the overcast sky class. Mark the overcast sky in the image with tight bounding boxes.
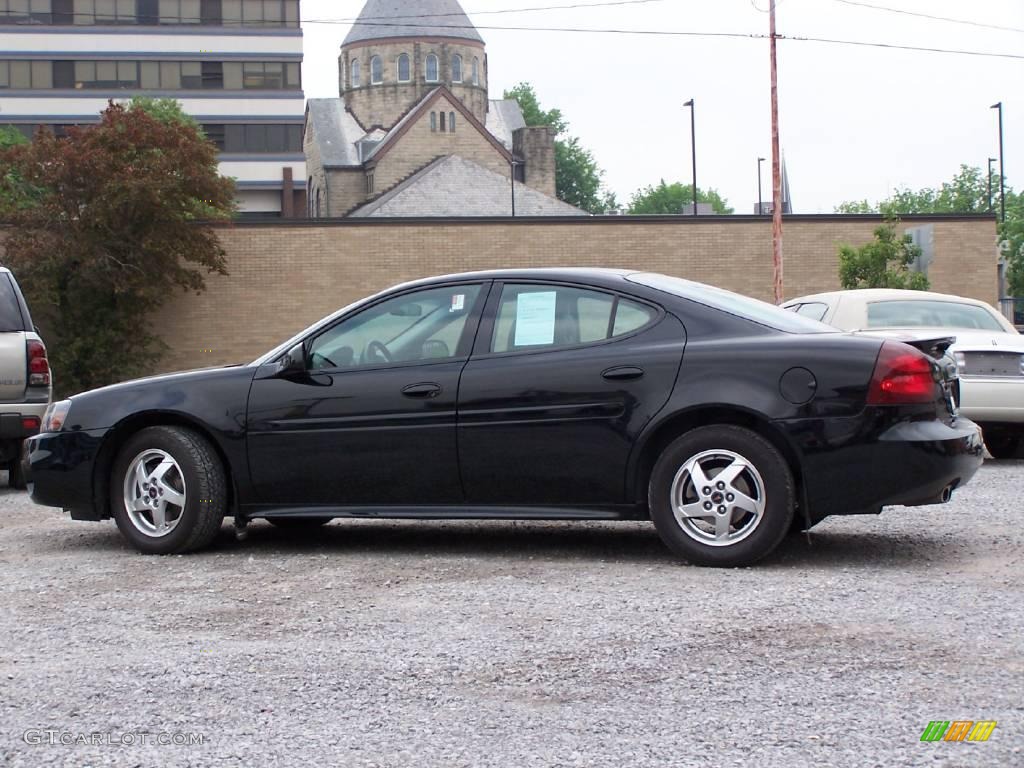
[299,0,1022,213]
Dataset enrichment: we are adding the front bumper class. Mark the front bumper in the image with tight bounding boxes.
[780,414,984,523]
[25,428,109,520]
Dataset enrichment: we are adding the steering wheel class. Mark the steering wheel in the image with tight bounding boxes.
[365,340,392,364]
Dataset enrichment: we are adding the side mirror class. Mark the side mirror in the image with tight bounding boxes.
[278,341,307,376]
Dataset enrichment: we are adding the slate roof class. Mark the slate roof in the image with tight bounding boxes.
[306,95,526,169]
[486,99,527,150]
[348,155,587,218]
[305,99,366,167]
[342,0,485,47]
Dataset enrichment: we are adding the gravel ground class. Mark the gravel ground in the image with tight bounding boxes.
[1,461,1022,768]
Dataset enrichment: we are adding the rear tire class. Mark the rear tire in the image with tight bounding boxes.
[648,425,794,567]
[984,431,1021,460]
[111,426,227,554]
[8,459,27,490]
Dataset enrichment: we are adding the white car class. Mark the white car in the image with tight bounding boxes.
[784,289,1024,459]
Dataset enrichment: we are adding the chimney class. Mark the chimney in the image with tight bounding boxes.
[513,126,556,198]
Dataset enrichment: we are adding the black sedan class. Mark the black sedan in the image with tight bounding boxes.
[26,269,984,566]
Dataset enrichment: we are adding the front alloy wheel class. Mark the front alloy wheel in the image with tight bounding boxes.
[111,426,227,554]
[649,425,794,567]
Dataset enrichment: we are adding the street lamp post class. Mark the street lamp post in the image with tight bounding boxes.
[988,157,998,213]
[991,102,1005,223]
[684,99,697,215]
[757,157,766,215]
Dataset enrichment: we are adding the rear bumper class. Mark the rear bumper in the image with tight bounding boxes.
[779,415,984,523]
[25,428,108,520]
[958,377,1024,424]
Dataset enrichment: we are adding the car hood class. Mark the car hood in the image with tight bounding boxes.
[69,364,250,401]
[858,327,1024,353]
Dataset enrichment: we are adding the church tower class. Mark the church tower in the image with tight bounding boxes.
[339,0,489,130]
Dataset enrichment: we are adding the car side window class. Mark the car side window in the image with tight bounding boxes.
[309,284,482,370]
[794,302,829,322]
[491,285,656,354]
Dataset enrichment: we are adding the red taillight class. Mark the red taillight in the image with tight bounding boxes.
[22,416,40,432]
[27,339,50,387]
[867,341,937,405]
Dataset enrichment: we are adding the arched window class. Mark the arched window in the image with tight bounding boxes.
[425,54,439,82]
[370,55,382,84]
[471,57,479,85]
[397,53,410,82]
[430,111,437,132]
[439,112,446,132]
[451,54,463,83]
[350,59,360,88]
[449,111,456,133]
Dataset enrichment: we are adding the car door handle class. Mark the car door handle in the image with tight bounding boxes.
[402,382,442,398]
[602,366,645,381]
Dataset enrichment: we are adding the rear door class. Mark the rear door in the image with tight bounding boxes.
[0,273,30,401]
[456,281,686,506]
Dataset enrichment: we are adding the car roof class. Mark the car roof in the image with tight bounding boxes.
[786,288,999,308]
[391,267,636,291]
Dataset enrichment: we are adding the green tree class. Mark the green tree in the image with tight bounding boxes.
[836,165,1022,295]
[503,82,616,214]
[627,179,733,215]
[838,220,930,290]
[0,100,235,396]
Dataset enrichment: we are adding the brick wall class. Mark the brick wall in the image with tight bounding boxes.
[143,215,998,373]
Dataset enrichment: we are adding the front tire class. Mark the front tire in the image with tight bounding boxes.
[111,426,227,554]
[648,425,794,567]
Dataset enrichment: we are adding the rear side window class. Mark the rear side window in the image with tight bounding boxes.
[794,302,829,322]
[491,284,657,353]
[0,276,26,333]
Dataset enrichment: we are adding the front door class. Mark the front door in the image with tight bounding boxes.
[246,282,488,510]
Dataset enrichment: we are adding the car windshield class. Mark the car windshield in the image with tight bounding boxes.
[866,300,1006,331]
[626,273,835,333]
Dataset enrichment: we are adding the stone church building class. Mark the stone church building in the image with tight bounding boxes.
[304,0,583,218]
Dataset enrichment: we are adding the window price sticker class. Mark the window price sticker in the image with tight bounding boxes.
[450,294,466,312]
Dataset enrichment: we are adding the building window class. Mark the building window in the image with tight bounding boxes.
[0,60,53,89]
[73,0,135,24]
[216,123,302,152]
[451,54,462,83]
[157,0,200,24]
[350,58,360,88]
[231,61,300,89]
[369,55,382,84]
[222,0,299,28]
[449,111,455,133]
[430,111,437,132]
[366,170,374,195]
[0,0,52,24]
[1,59,299,91]
[439,112,446,132]
[397,53,410,82]
[471,57,479,85]
[425,53,438,82]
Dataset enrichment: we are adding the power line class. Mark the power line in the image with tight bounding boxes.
[303,18,1024,59]
[830,0,1024,35]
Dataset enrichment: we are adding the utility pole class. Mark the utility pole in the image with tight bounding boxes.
[769,0,784,303]
[684,99,697,214]
[988,157,997,213]
[991,102,1005,223]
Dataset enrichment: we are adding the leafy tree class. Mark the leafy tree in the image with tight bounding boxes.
[0,100,235,396]
[836,165,1023,295]
[839,220,930,290]
[504,82,616,214]
[627,179,734,215]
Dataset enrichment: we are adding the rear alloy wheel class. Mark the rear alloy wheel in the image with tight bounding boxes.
[111,426,227,554]
[649,425,794,567]
[267,517,333,530]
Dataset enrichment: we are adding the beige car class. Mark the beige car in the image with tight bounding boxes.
[784,289,1024,458]
[0,267,52,487]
